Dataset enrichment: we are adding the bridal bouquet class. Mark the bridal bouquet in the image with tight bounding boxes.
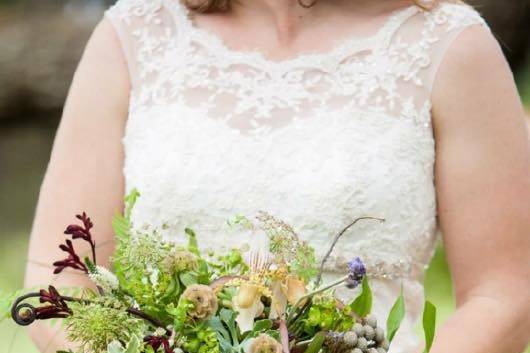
[5,190,437,353]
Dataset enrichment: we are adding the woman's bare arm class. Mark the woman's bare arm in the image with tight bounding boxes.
[23,18,130,353]
[429,25,530,353]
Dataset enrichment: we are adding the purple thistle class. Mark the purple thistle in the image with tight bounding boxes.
[346,257,366,289]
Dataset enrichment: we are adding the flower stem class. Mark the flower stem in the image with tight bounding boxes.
[287,276,348,323]
[314,216,385,287]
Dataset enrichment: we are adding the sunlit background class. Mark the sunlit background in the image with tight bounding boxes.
[0,0,529,352]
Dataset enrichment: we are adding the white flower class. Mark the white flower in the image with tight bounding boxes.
[89,266,120,292]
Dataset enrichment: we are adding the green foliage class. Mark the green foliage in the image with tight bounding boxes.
[0,288,33,322]
[304,331,326,353]
[256,212,318,282]
[65,299,144,353]
[302,296,354,335]
[422,300,437,353]
[348,277,372,317]
[181,324,220,353]
[107,335,141,353]
[185,228,200,256]
[167,299,194,331]
[112,230,178,318]
[208,310,277,353]
[289,244,318,283]
[226,214,254,229]
[112,188,139,243]
[209,249,249,277]
[386,286,406,343]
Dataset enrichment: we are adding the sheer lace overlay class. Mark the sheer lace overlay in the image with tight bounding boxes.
[104,1,488,351]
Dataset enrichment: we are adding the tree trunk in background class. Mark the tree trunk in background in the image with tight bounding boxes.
[0,0,528,121]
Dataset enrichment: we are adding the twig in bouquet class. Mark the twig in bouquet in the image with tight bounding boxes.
[11,286,171,336]
[314,216,385,287]
[126,307,171,336]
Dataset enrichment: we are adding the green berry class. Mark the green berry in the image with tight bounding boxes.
[377,348,387,353]
[351,349,363,353]
[368,349,379,353]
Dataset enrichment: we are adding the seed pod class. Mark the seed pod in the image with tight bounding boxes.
[181,284,218,320]
[364,325,375,340]
[249,334,282,353]
[343,331,358,347]
[374,327,385,343]
[351,349,363,353]
[376,348,387,353]
[367,349,379,353]
[353,323,364,337]
[356,337,368,350]
[365,314,377,328]
[380,339,390,350]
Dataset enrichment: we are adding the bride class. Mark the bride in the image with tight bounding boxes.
[24,0,530,352]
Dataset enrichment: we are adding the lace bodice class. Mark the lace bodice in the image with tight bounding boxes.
[104,1,488,351]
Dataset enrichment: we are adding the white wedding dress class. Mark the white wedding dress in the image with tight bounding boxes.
[104,1,488,351]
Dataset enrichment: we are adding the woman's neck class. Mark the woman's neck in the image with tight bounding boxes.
[230,0,317,45]
[229,0,410,46]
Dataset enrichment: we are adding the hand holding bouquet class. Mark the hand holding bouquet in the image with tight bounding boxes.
[6,190,437,353]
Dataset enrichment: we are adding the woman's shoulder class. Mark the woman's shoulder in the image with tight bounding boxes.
[104,0,166,27]
[426,1,489,32]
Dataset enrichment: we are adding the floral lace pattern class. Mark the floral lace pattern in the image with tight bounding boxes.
[104,2,488,350]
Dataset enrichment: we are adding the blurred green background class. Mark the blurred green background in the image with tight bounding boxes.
[0,0,529,352]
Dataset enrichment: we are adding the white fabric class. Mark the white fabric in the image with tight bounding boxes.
[104,1,489,351]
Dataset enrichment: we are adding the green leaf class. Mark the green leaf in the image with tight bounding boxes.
[422,301,437,353]
[386,286,406,343]
[112,212,130,242]
[252,319,272,333]
[84,257,97,274]
[124,188,140,221]
[107,341,125,353]
[208,316,231,341]
[179,272,198,287]
[161,275,181,301]
[304,331,326,353]
[112,189,139,243]
[124,335,140,353]
[185,228,200,255]
[348,277,372,317]
[220,308,240,345]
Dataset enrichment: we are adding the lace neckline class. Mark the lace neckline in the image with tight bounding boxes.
[167,0,420,73]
